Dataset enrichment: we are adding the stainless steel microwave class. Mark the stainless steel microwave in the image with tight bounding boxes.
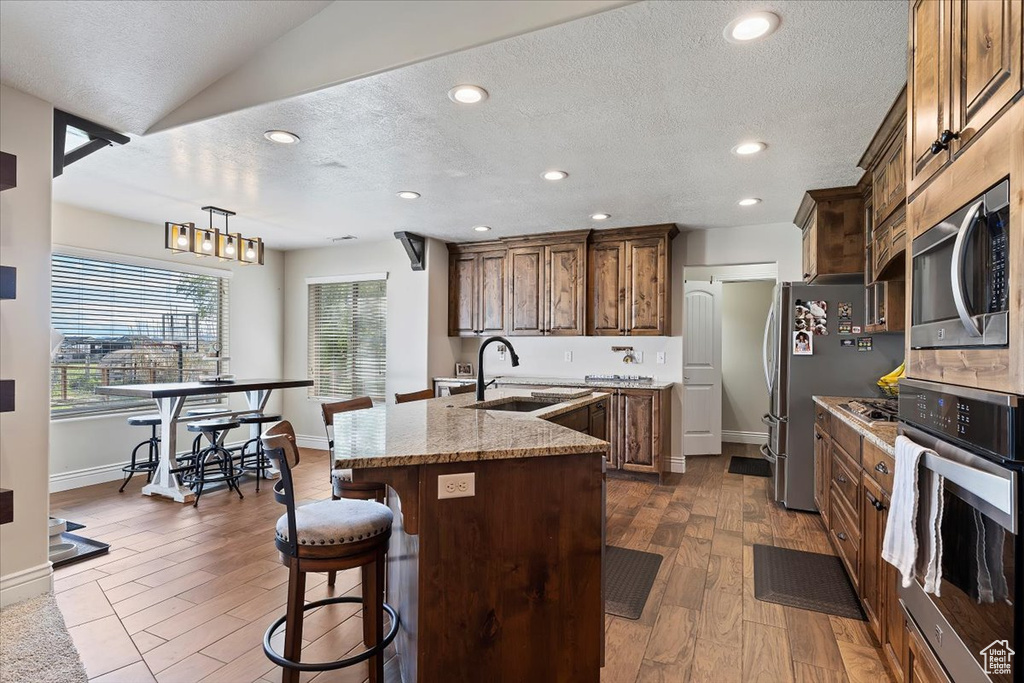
[911,177,1011,349]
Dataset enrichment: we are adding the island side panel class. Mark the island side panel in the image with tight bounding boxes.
[417,453,604,681]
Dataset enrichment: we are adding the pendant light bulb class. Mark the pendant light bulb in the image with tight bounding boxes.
[176,226,189,247]
[202,232,213,252]
[245,241,256,259]
[225,236,235,256]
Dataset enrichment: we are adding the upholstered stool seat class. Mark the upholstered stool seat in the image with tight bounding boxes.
[275,499,393,549]
[331,468,354,496]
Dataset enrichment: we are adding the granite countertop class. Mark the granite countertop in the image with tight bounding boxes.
[332,388,611,469]
[812,396,898,456]
[434,375,675,390]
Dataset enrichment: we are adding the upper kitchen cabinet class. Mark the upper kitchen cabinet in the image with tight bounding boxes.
[587,224,678,336]
[907,0,1022,197]
[506,231,588,336]
[448,242,507,337]
[795,187,865,282]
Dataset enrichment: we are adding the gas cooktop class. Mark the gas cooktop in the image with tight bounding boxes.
[839,398,899,426]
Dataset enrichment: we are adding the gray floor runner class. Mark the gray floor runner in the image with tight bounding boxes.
[605,545,664,620]
[753,544,865,620]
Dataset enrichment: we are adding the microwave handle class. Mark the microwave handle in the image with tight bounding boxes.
[950,199,984,338]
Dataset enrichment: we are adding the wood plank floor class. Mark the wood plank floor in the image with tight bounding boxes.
[50,444,893,683]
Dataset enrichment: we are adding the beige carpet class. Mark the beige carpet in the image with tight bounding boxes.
[0,592,88,683]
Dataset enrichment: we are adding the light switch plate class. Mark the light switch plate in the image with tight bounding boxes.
[634,351,643,363]
[438,473,475,499]
[564,351,573,362]
[656,352,666,364]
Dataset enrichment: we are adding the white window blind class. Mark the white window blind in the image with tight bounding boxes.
[307,278,387,402]
[50,252,230,418]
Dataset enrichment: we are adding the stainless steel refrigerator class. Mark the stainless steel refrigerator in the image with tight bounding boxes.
[761,282,904,511]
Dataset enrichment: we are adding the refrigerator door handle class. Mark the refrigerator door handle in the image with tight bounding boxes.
[762,301,775,394]
[759,443,778,463]
[762,413,787,425]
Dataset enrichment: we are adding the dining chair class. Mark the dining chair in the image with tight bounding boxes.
[320,397,384,586]
[394,388,435,404]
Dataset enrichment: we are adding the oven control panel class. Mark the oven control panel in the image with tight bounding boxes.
[899,380,1020,462]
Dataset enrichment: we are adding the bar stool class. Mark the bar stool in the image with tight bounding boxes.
[238,412,282,492]
[185,407,226,458]
[261,421,397,683]
[182,417,244,507]
[120,414,161,492]
[393,388,434,404]
[321,397,386,587]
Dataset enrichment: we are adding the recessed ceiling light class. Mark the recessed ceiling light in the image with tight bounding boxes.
[732,141,767,156]
[264,130,300,144]
[448,85,489,104]
[542,170,568,181]
[473,225,492,232]
[724,11,780,43]
[396,191,420,199]
[738,197,762,207]
[591,213,611,221]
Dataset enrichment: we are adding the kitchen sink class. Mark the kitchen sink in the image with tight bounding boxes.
[468,398,558,412]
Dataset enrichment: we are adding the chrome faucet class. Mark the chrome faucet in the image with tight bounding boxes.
[477,336,520,400]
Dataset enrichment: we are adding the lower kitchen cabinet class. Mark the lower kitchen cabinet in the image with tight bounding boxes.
[860,474,889,641]
[547,398,610,439]
[906,620,950,683]
[813,425,831,525]
[611,387,671,475]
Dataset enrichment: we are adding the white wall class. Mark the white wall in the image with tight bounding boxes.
[282,237,449,443]
[48,203,285,490]
[0,84,54,605]
[459,237,686,467]
[721,280,774,441]
[685,222,803,282]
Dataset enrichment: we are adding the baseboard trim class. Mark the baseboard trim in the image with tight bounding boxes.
[295,434,329,451]
[0,561,53,607]
[722,430,768,445]
[669,455,686,474]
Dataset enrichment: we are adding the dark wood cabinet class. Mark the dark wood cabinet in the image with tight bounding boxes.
[604,387,670,476]
[795,187,865,282]
[546,398,610,440]
[908,0,1022,197]
[906,619,950,683]
[860,474,888,642]
[505,232,587,337]
[908,0,953,195]
[813,425,830,524]
[448,243,506,337]
[950,0,1023,151]
[883,556,907,682]
[587,225,676,336]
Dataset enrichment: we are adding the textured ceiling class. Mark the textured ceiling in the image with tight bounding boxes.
[0,0,331,134]
[48,0,908,250]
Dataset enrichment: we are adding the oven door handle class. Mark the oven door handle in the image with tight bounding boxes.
[950,199,984,338]
[921,450,1014,519]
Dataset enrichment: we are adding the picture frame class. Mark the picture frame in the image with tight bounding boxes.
[455,362,474,378]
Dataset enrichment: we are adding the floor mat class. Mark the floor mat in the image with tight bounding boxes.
[0,592,88,683]
[604,545,664,620]
[728,456,772,477]
[753,544,865,620]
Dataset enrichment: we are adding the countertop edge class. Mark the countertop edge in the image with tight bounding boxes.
[812,396,897,456]
[344,444,609,469]
[434,376,676,390]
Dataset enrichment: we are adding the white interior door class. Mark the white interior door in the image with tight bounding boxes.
[683,280,723,455]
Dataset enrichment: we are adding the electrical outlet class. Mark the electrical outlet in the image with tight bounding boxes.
[497,344,506,361]
[438,473,475,499]
[564,351,573,362]
[656,352,666,364]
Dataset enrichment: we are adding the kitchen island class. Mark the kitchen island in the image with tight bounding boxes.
[334,389,610,682]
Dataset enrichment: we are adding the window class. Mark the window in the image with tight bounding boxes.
[50,251,230,418]
[307,276,387,402]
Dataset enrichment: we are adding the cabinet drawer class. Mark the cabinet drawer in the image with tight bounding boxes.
[829,489,860,589]
[548,406,590,434]
[814,404,832,433]
[830,419,862,467]
[864,440,896,495]
[831,445,861,526]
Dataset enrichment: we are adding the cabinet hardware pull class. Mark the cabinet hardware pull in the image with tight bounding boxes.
[874,461,890,475]
[836,531,848,541]
[836,474,847,484]
[930,129,960,154]
[815,433,822,440]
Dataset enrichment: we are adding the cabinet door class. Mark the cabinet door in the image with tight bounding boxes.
[449,252,479,336]
[507,246,545,336]
[873,131,907,226]
[882,507,906,681]
[620,390,659,473]
[625,238,667,335]
[589,399,608,443]
[906,622,950,683]
[802,224,816,281]
[861,475,885,642]
[588,241,626,336]
[479,250,506,334]
[908,0,953,194]
[951,0,1023,149]
[545,242,585,336]
[608,393,621,469]
[814,426,830,524]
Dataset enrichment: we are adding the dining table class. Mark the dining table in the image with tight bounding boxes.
[96,378,312,503]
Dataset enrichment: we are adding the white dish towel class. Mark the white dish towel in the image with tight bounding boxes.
[882,435,931,588]
[921,465,945,596]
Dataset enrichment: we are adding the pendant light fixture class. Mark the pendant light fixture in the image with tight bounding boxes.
[165,206,264,265]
